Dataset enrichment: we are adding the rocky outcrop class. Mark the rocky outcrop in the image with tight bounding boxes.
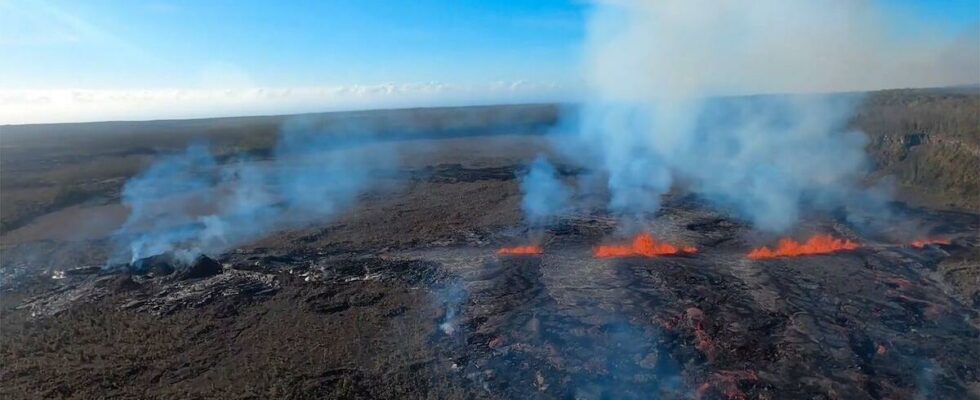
[176,255,223,280]
[855,88,980,211]
[126,253,223,280]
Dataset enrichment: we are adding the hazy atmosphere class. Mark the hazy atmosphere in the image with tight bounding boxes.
[1,1,978,399]
[1,0,977,124]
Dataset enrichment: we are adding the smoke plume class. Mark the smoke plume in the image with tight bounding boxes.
[519,155,570,226]
[550,0,977,231]
[110,118,396,266]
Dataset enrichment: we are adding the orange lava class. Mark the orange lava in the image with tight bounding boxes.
[747,234,859,260]
[496,245,543,256]
[686,307,717,361]
[909,238,951,248]
[593,233,697,258]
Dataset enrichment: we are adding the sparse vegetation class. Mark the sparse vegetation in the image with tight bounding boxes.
[856,88,980,211]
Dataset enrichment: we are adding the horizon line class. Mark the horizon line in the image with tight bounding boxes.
[2,83,977,127]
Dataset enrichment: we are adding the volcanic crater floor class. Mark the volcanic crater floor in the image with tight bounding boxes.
[2,163,979,399]
[0,201,980,399]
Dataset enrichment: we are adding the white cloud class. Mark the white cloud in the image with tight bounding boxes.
[585,0,979,100]
[0,81,576,124]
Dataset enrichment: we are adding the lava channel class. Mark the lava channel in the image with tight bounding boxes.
[909,238,951,248]
[497,245,544,256]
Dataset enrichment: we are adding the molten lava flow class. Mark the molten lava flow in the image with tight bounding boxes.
[594,233,697,258]
[909,238,951,248]
[747,234,859,260]
[497,245,543,256]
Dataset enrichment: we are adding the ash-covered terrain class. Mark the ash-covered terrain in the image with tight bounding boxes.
[1,97,978,399]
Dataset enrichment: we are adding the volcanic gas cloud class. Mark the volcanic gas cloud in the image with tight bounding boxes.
[594,233,697,258]
[748,234,859,260]
[497,245,544,256]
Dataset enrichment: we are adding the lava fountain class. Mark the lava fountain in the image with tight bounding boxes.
[747,234,859,260]
[594,233,697,258]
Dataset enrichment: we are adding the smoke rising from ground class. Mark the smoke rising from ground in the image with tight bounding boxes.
[520,155,570,227]
[547,0,976,231]
[111,118,396,266]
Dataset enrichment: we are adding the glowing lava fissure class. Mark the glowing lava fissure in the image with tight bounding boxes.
[593,233,697,258]
[747,234,859,260]
[909,238,951,248]
[497,245,544,256]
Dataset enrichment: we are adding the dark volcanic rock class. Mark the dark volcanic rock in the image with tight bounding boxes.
[128,253,223,280]
[63,266,102,277]
[176,255,223,280]
[98,274,140,293]
[130,253,176,277]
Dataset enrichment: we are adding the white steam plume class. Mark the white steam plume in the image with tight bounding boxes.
[520,155,571,227]
[559,0,978,231]
[110,117,397,266]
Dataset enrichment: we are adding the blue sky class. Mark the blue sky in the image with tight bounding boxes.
[0,0,976,124]
[0,1,587,89]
